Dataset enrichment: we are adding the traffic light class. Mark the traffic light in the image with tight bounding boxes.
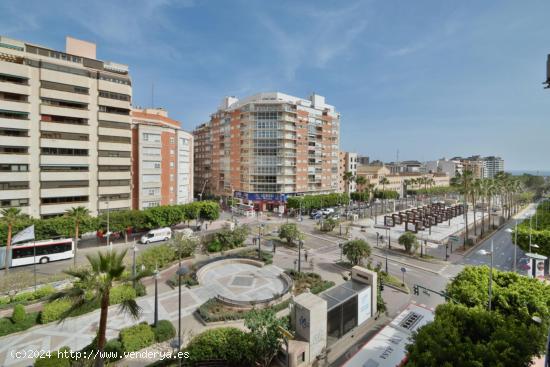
[413,285,419,296]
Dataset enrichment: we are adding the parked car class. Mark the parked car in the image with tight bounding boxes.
[140,227,172,244]
[309,210,320,219]
[321,208,335,215]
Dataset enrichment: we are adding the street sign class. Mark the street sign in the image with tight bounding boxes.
[401,267,406,273]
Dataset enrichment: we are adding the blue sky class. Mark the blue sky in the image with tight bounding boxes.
[1,0,549,170]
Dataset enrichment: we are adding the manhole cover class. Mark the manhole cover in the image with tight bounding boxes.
[231,275,254,287]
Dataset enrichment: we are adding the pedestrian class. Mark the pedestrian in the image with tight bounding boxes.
[305,250,308,262]
[205,223,208,230]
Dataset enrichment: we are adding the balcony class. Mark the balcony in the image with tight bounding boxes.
[0,189,29,201]
[0,154,28,164]
[98,156,130,166]
[98,97,130,110]
[1,135,29,147]
[41,187,89,198]
[98,171,131,180]
[40,88,89,104]
[98,80,131,96]
[98,141,131,152]
[98,111,129,123]
[41,171,89,181]
[41,121,90,134]
[0,99,30,114]
[41,155,89,166]
[40,202,90,216]
[40,69,89,87]
[98,199,131,211]
[0,81,29,95]
[0,61,30,79]
[40,104,89,119]
[98,126,131,138]
[41,138,90,150]
[0,117,29,130]
[98,185,131,196]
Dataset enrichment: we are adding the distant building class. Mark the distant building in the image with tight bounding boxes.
[386,160,423,174]
[131,108,193,209]
[425,159,459,178]
[482,156,504,178]
[339,152,357,193]
[192,92,340,211]
[357,156,370,165]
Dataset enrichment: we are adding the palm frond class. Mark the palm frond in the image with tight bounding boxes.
[118,299,142,319]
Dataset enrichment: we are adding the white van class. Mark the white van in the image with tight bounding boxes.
[141,227,172,244]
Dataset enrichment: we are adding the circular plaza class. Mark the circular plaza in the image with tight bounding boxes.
[196,258,292,307]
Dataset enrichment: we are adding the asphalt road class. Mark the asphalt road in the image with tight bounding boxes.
[462,203,537,271]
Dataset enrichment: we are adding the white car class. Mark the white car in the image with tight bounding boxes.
[321,208,335,215]
[141,227,172,244]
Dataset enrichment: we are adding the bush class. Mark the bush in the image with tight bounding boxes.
[153,320,176,342]
[104,339,124,361]
[320,218,337,232]
[11,304,26,324]
[109,285,137,305]
[120,322,155,352]
[207,240,222,253]
[184,327,254,366]
[137,244,177,272]
[0,312,39,337]
[34,346,71,367]
[40,299,72,324]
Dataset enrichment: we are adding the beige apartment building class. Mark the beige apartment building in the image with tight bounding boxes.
[339,151,357,193]
[356,165,450,197]
[193,92,340,211]
[131,108,193,209]
[0,36,132,218]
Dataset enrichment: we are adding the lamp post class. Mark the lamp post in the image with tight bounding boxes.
[339,243,343,261]
[257,224,263,260]
[153,267,159,327]
[478,240,494,311]
[175,265,189,367]
[298,240,303,273]
[506,222,518,272]
[132,244,138,288]
[376,232,379,248]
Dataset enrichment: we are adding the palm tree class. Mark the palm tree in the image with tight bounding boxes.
[478,179,488,236]
[1,208,26,274]
[343,171,354,193]
[455,171,474,247]
[50,250,142,367]
[379,177,390,212]
[65,206,90,267]
[471,179,482,236]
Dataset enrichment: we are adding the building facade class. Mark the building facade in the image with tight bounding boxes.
[193,92,340,211]
[193,122,212,199]
[339,151,357,193]
[482,156,504,178]
[0,36,132,218]
[425,159,459,178]
[131,108,193,209]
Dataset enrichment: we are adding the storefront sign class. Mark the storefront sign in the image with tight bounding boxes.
[234,191,288,202]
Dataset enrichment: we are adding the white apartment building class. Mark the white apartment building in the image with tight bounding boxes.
[0,36,132,217]
[131,108,193,209]
[425,159,459,178]
[482,156,504,178]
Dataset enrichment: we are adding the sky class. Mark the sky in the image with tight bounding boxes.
[1,0,549,170]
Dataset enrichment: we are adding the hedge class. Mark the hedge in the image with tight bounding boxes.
[197,298,290,323]
[153,320,176,342]
[11,304,26,324]
[137,244,177,272]
[120,322,156,352]
[0,312,39,337]
[34,346,71,367]
[287,193,350,212]
[184,327,255,366]
[0,285,56,308]
[109,285,137,305]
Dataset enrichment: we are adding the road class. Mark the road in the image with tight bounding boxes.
[462,203,537,271]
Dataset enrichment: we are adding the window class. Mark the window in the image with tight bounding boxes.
[41,131,89,141]
[170,137,175,144]
[0,181,29,190]
[98,165,130,172]
[41,81,89,95]
[99,180,130,187]
[98,90,131,102]
[0,74,28,85]
[98,135,131,143]
[13,242,72,259]
[99,105,129,115]
[0,198,28,208]
[170,149,175,155]
[41,147,88,156]
[0,128,28,137]
[41,196,88,205]
[0,92,28,102]
[170,174,174,181]
[142,147,161,156]
[41,114,87,125]
[41,180,89,189]
[142,174,160,183]
[99,193,130,201]
[170,161,175,168]
[98,120,130,129]
[143,161,161,169]
[41,165,88,172]
[41,97,88,110]
[143,201,160,208]
[0,110,28,120]
[0,164,28,172]
[143,133,161,143]
[98,73,131,85]
[143,187,160,196]
[98,150,131,158]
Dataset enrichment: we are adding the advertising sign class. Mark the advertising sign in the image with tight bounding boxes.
[357,286,372,325]
[535,259,545,280]
[234,191,288,202]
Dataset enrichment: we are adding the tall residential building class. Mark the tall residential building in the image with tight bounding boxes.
[193,92,340,211]
[0,36,132,218]
[193,122,212,199]
[131,108,193,209]
[339,151,357,193]
[482,156,504,178]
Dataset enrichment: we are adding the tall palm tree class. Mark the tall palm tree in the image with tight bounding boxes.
[379,177,390,211]
[455,171,474,246]
[355,176,367,193]
[65,206,90,267]
[478,179,489,236]
[50,250,142,367]
[343,171,354,193]
[1,208,26,274]
[471,179,482,236]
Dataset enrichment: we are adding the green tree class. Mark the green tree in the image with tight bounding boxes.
[65,206,90,267]
[343,171,355,192]
[343,239,371,266]
[184,327,254,366]
[244,309,284,367]
[406,303,543,367]
[214,224,250,250]
[398,232,418,254]
[355,176,367,192]
[1,208,26,274]
[49,250,143,367]
[278,223,304,246]
[171,232,199,260]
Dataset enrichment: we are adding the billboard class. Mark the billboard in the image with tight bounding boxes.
[357,286,372,325]
[535,259,545,280]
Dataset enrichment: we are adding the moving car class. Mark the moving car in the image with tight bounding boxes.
[141,227,172,244]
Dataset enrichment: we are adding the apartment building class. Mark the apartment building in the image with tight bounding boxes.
[131,108,193,209]
[0,36,132,218]
[482,156,504,178]
[425,159,459,178]
[339,151,357,193]
[193,92,340,211]
[193,122,212,199]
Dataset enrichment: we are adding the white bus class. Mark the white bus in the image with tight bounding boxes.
[0,238,74,268]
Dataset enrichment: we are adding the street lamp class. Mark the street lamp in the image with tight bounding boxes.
[257,224,264,260]
[477,240,494,311]
[153,267,160,327]
[298,240,304,273]
[132,244,138,288]
[506,223,518,272]
[174,265,189,367]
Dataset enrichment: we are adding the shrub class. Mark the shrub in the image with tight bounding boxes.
[134,282,147,297]
[0,312,39,337]
[398,232,419,254]
[0,296,9,306]
[184,327,254,366]
[34,285,56,299]
[207,240,222,253]
[137,244,177,272]
[104,339,124,361]
[320,218,337,232]
[34,346,71,367]
[120,322,155,352]
[109,285,137,305]
[153,320,176,342]
[40,299,72,324]
[11,304,26,324]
